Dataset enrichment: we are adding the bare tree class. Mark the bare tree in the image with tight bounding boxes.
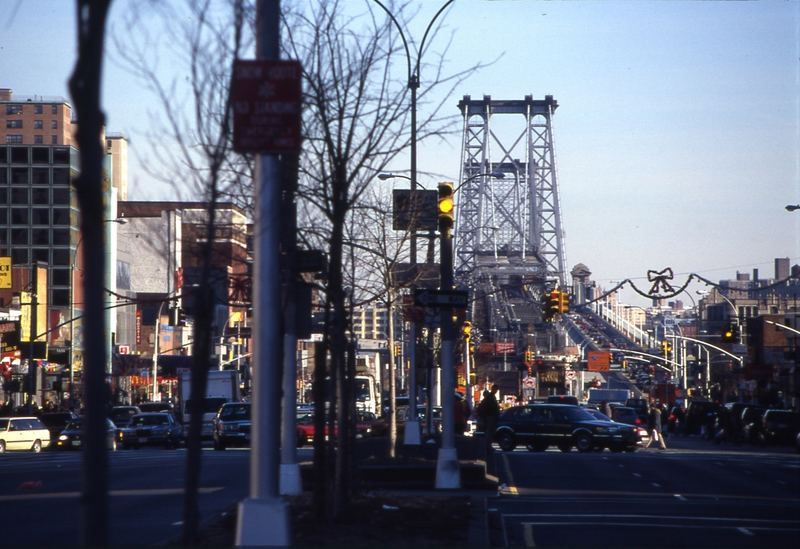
[112,1,245,544]
[283,0,485,519]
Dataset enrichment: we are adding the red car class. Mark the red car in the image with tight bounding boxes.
[296,411,338,446]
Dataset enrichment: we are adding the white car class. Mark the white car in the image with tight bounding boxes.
[0,416,51,453]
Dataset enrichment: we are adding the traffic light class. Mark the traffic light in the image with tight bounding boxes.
[558,291,570,313]
[437,182,455,233]
[541,292,553,322]
[548,290,560,317]
[660,340,672,354]
[462,320,472,340]
[721,322,739,342]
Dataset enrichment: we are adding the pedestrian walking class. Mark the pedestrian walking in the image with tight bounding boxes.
[648,402,667,449]
[600,400,612,418]
[477,384,500,454]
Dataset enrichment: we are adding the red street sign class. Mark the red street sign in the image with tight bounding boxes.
[231,59,302,153]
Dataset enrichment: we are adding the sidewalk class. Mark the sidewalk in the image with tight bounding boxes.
[644,432,798,454]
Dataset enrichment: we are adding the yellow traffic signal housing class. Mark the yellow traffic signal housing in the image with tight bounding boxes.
[721,322,739,342]
[558,291,569,313]
[437,182,455,233]
[548,290,560,316]
[660,340,672,353]
[462,320,472,340]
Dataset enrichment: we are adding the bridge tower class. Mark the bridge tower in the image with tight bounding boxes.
[454,95,567,288]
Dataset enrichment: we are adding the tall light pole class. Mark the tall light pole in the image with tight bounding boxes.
[372,0,455,264]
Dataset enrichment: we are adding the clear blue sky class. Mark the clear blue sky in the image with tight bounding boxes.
[2,0,798,306]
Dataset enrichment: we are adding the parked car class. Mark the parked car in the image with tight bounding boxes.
[493,404,638,453]
[137,401,174,414]
[38,411,79,442]
[296,410,337,446]
[611,406,650,447]
[212,402,251,450]
[0,416,51,453]
[741,405,768,444]
[118,412,183,449]
[55,417,118,451]
[109,405,141,429]
[546,395,579,406]
[758,409,800,445]
[356,411,386,438]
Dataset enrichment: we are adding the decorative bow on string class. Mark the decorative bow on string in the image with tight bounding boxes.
[647,268,675,295]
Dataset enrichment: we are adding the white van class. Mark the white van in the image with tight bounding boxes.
[0,416,51,453]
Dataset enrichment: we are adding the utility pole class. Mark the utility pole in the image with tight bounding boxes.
[235,0,290,545]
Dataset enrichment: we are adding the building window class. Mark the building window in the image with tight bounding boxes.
[32,188,49,204]
[11,248,28,264]
[11,187,28,204]
[32,229,49,245]
[52,168,69,185]
[10,147,28,163]
[52,288,69,307]
[52,248,69,266]
[51,120,58,130]
[34,120,43,130]
[31,148,48,164]
[31,167,49,185]
[52,228,69,246]
[52,268,69,286]
[32,248,49,263]
[53,148,69,164]
[0,169,6,185]
[34,135,44,144]
[0,146,6,163]
[10,168,28,185]
[5,135,23,144]
[5,104,22,115]
[51,135,58,145]
[32,208,50,225]
[0,188,7,204]
[0,208,7,225]
[11,208,29,225]
[52,208,70,225]
[52,188,69,205]
[5,120,23,129]
[51,105,58,115]
[34,105,43,115]
[11,228,28,245]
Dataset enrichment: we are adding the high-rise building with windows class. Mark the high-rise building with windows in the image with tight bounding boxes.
[0,87,127,405]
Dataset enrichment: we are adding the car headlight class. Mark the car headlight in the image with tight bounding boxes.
[58,434,68,441]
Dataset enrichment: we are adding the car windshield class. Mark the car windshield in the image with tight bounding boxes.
[111,409,138,420]
[130,415,169,427]
[563,407,600,422]
[64,420,83,430]
[220,404,250,420]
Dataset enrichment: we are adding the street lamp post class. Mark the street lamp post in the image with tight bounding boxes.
[372,0,455,264]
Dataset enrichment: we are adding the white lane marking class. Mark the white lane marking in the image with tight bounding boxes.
[651,482,662,488]
[737,527,754,536]
[674,494,687,501]
[632,472,642,478]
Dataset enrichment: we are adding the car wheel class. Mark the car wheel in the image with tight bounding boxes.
[0,440,6,453]
[32,440,42,453]
[557,443,572,453]
[497,431,516,452]
[574,433,593,453]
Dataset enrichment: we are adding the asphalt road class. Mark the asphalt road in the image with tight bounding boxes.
[0,447,251,546]
[487,439,800,548]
